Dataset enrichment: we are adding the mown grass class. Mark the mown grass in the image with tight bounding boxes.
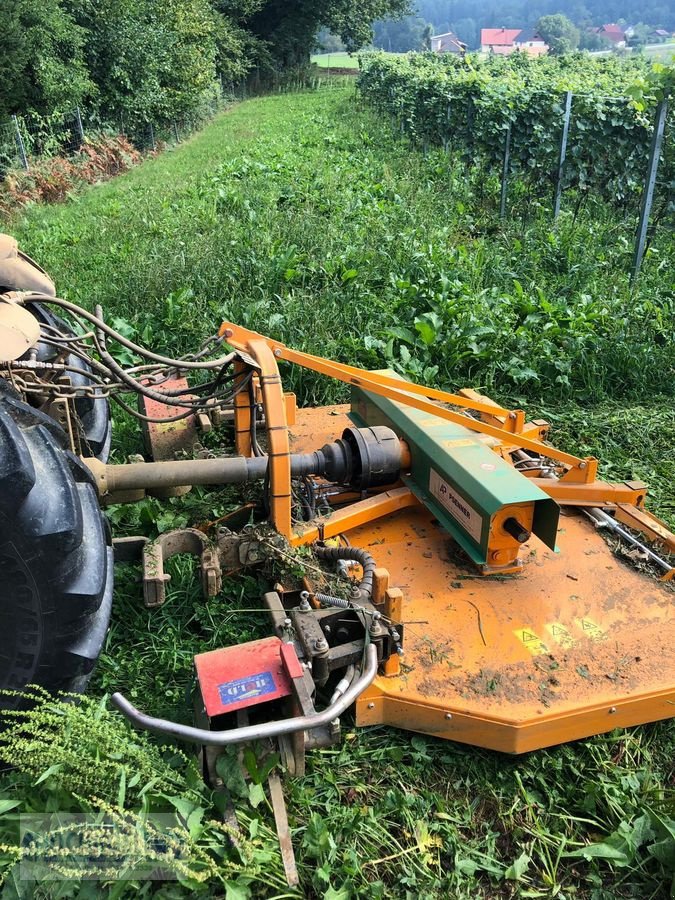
[3,81,674,897]
[311,52,361,68]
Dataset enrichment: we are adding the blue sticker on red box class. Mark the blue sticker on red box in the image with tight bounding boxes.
[217,671,276,707]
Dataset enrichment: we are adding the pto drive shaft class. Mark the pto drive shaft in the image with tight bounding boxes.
[85,425,402,498]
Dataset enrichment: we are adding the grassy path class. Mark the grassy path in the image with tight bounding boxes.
[3,83,674,897]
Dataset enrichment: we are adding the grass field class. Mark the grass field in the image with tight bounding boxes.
[1,81,674,897]
[311,52,361,68]
[644,42,675,60]
[591,42,675,60]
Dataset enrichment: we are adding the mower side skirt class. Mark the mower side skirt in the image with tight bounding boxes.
[355,684,675,754]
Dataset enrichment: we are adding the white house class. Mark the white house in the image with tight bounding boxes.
[430,31,466,54]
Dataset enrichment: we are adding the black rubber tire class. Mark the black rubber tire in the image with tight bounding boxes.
[0,381,113,704]
[24,303,112,462]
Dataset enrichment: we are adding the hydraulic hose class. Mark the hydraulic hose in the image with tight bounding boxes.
[313,544,377,600]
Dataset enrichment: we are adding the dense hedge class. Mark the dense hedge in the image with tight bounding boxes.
[1,0,408,128]
[358,53,674,209]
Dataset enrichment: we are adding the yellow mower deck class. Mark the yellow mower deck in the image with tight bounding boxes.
[291,406,675,753]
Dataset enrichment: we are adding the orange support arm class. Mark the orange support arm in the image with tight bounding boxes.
[220,323,596,480]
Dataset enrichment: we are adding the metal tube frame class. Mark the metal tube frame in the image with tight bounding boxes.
[112,644,378,745]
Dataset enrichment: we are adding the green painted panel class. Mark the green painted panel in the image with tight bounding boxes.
[350,372,559,565]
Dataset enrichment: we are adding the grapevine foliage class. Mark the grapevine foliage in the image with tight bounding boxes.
[358,52,674,210]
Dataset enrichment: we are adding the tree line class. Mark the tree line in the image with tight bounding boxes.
[2,0,409,125]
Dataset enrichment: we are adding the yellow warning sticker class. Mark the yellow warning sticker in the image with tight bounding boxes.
[573,618,608,641]
[514,628,549,656]
[441,439,476,449]
[544,622,576,649]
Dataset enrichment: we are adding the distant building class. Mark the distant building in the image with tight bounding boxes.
[480,27,549,56]
[514,26,550,55]
[430,31,466,54]
[590,24,626,46]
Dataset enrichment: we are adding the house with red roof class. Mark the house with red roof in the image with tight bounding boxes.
[480,27,549,56]
[591,24,626,46]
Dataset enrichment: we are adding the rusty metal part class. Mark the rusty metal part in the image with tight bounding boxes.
[119,525,261,608]
[140,375,198,498]
[268,772,299,887]
[45,396,80,455]
[0,297,41,361]
[142,528,222,607]
[112,535,149,562]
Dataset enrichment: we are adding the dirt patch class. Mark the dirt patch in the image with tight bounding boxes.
[414,632,674,711]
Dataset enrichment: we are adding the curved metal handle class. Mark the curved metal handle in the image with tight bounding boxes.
[111,644,378,746]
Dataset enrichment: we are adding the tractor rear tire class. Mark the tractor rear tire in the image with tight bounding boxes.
[0,382,113,704]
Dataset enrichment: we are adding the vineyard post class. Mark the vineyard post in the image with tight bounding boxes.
[554,91,573,221]
[632,98,668,283]
[500,123,512,219]
[75,106,85,145]
[12,116,28,171]
[465,97,475,165]
[443,101,451,152]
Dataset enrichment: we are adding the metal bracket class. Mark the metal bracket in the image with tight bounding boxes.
[114,526,264,608]
[46,395,81,456]
[142,528,222,607]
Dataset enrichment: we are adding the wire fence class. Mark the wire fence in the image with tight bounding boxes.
[367,86,673,283]
[0,73,346,177]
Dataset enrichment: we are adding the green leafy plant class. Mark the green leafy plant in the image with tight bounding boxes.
[0,689,289,894]
[358,51,674,209]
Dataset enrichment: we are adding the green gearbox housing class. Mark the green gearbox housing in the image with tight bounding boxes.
[349,372,560,568]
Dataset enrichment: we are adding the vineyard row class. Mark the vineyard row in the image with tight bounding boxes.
[357,53,673,276]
